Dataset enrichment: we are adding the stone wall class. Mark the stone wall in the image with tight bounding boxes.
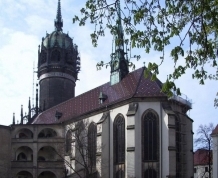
[0,125,11,178]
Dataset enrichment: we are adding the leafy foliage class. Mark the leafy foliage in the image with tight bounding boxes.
[215,92,218,108]
[73,0,218,96]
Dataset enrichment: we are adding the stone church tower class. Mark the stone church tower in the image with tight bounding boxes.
[37,0,80,111]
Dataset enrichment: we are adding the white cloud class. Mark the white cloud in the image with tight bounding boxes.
[0,30,39,125]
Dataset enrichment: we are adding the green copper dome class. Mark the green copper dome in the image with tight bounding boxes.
[42,31,72,49]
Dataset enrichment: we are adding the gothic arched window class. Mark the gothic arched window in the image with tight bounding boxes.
[88,122,97,170]
[66,130,72,154]
[142,110,158,161]
[144,168,157,178]
[114,114,125,164]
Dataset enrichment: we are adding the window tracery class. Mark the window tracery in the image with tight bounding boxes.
[88,122,97,170]
[114,115,125,163]
[142,110,158,161]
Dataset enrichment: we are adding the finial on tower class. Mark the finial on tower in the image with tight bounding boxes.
[54,0,63,31]
[36,84,39,115]
[20,105,23,125]
[117,0,123,44]
[13,113,15,125]
[28,97,31,121]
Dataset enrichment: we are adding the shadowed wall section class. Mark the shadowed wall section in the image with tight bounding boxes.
[0,125,11,178]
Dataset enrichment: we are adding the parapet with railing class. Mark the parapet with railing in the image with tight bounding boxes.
[169,93,192,109]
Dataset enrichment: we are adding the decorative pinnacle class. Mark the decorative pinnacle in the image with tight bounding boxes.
[116,0,124,47]
[20,105,23,125]
[13,113,15,125]
[55,0,63,31]
[28,97,31,121]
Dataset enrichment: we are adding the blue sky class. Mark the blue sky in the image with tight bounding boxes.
[0,0,217,134]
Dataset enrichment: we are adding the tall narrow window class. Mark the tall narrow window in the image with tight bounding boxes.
[66,130,72,154]
[142,110,158,161]
[114,115,125,164]
[88,122,97,170]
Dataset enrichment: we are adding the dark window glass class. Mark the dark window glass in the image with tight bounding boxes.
[19,133,27,138]
[205,167,208,172]
[17,152,27,161]
[37,156,45,161]
[144,169,157,178]
[143,111,158,161]
[66,130,72,153]
[88,122,97,170]
[51,50,60,62]
[114,115,125,164]
[116,169,124,178]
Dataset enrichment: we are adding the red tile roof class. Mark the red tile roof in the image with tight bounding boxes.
[194,149,212,166]
[32,67,166,124]
[211,124,218,135]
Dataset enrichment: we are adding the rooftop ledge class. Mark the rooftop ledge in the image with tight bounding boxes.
[169,93,192,109]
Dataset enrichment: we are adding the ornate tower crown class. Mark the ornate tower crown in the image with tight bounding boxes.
[110,0,129,85]
[37,0,81,111]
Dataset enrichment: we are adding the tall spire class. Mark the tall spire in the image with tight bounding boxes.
[110,0,129,85]
[117,0,124,49]
[54,0,63,31]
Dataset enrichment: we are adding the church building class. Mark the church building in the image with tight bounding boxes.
[0,0,194,178]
